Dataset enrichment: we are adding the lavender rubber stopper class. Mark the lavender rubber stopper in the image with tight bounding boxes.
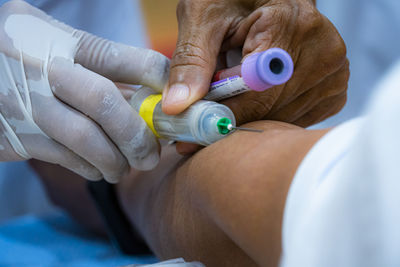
[241,48,294,92]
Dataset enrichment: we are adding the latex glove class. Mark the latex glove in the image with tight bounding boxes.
[162,0,349,127]
[0,0,170,182]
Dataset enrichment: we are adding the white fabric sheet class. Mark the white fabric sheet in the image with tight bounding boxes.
[281,60,400,267]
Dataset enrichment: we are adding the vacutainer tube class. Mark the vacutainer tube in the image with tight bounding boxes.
[205,48,294,101]
[130,87,236,146]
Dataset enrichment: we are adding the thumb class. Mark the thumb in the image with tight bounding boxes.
[162,1,229,115]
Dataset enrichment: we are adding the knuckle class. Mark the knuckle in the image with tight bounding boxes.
[251,6,291,36]
[177,0,201,21]
[337,93,347,111]
[330,61,350,96]
[321,93,347,122]
[171,42,209,70]
[327,31,347,70]
[315,22,347,73]
[338,60,350,85]
[177,0,189,16]
[334,93,347,113]
[90,77,120,115]
[298,8,324,36]
[342,59,350,82]
[316,67,350,99]
[334,36,347,59]
[310,30,347,76]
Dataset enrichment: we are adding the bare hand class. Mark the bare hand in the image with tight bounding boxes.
[163,0,349,127]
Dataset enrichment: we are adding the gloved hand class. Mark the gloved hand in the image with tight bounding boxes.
[0,0,170,182]
[162,0,349,127]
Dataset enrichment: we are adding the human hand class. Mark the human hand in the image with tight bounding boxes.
[163,0,349,127]
[0,0,170,182]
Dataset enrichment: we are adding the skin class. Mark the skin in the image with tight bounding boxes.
[163,0,349,128]
[32,121,329,266]
[28,0,345,264]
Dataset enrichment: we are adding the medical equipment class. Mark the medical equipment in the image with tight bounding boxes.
[205,48,294,101]
[130,87,261,146]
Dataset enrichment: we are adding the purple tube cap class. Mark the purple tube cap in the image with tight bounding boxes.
[241,48,294,92]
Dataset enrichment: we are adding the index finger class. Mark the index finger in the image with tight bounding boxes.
[74,31,170,92]
[49,57,161,171]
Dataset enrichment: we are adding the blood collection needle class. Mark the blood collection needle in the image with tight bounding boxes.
[227,124,263,133]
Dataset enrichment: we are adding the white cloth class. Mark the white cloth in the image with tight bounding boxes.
[315,0,400,127]
[281,60,400,267]
[0,0,147,221]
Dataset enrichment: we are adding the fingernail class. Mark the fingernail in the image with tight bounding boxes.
[164,83,190,106]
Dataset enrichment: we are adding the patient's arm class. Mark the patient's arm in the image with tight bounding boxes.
[116,121,329,266]
[32,120,328,266]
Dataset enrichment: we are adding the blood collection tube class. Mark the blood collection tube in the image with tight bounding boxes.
[204,48,294,101]
[129,86,237,146]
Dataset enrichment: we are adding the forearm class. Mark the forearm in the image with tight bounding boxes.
[31,120,328,265]
[117,121,329,266]
[117,145,257,266]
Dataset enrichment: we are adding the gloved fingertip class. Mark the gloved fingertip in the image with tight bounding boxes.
[133,151,160,171]
[73,167,102,182]
[84,174,103,182]
[104,175,120,184]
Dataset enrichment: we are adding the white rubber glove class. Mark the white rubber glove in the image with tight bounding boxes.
[0,0,170,183]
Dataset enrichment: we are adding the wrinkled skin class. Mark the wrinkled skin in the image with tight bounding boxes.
[163,0,349,128]
[32,119,329,266]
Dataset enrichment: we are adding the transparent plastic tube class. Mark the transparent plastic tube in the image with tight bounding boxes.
[204,48,294,101]
[130,87,236,146]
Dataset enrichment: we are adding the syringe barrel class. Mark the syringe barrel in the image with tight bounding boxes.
[130,87,236,146]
